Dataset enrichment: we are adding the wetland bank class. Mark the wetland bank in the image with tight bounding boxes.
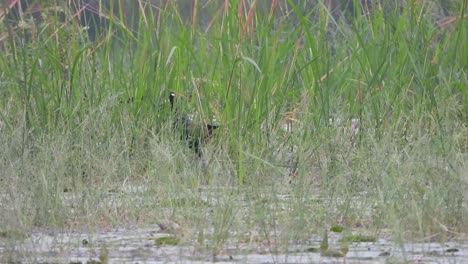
[0,0,466,263]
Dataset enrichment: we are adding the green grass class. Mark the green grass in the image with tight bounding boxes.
[0,0,466,258]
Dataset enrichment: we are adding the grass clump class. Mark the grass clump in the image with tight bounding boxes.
[330,226,345,233]
[0,0,466,261]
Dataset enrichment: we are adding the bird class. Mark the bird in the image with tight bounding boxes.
[169,91,219,156]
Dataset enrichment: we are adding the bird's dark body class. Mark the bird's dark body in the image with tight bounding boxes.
[170,92,218,156]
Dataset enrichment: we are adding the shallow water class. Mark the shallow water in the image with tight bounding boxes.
[1,225,466,263]
[1,186,467,263]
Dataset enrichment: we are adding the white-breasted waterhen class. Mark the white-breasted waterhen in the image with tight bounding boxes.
[169,91,218,156]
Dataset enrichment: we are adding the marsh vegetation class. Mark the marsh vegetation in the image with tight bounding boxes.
[0,0,466,263]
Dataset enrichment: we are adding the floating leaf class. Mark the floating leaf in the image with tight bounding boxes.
[155,236,180,246]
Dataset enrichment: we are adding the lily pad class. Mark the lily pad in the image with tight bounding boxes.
[341,235,376,242]
[0,230,27,239]
[155,236,180,246]
[304,247,320,253]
